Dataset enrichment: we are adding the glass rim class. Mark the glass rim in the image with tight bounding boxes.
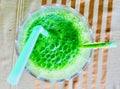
[15,4,94,83]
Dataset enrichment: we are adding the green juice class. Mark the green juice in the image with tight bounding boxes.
[18,5,92,82]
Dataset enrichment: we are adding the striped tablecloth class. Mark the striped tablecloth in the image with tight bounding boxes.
[0,0,120,89]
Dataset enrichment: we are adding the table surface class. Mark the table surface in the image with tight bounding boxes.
[0,0,120,89]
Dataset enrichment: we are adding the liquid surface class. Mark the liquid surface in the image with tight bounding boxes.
[26,14,81,70]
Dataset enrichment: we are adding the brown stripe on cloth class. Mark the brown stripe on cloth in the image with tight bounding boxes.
[79,0,85,15]
[73,79,78,89]
[104,0,113,42]
[54,83,60,89]
[61,0,66,5]
[95,0,104,42]
[52,0,57,4]
[35,80,40,89]
[82,68,89,89]
[73,76,79,89]
[71,0,76,8]
[42,0,47,5]
[44,82,50,89]
[88,0,95,27]
[81,0,95,89]
[101,0,113,89]
[92,0,104,89]
[64,80,69,89]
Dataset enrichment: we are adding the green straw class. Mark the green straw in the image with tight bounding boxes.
[7,25,48,85]
[79,41,117,48]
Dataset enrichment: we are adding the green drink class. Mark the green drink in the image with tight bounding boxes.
[17,4,93,82]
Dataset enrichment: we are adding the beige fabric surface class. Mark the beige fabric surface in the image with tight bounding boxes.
[0,0,120,89]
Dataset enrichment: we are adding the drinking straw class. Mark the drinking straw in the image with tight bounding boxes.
[79,41,117,48]
[7,25,48,85]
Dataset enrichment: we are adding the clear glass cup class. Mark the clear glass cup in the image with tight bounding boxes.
[15,4,93,82]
